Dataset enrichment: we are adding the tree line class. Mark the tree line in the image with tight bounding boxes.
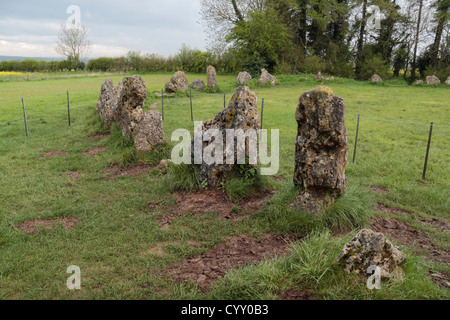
[2,0,448,83]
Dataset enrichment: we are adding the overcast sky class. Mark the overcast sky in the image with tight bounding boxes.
[0,0,207,58]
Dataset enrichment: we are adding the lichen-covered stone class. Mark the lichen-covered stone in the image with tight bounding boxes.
[115,75,148,139]
[237,71,252,85]
[165,71,189,93]
[426,75,440,85]
[294,86,348,213]
[371,74,382,82]
[134,110,165,153]
[336,229,405,278]
[445,76,450,86]
[192,79,204,91]
[192,86,260,186]
[207,66,216,88]
[96,79,117,130]
[258,69,277,85]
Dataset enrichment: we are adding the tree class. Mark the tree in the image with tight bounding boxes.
[55,24,92,69]
[411,0,424,82]
[429,0,449,68]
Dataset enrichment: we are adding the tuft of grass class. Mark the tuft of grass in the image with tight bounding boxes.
[163,163,201,192]
[222,165,269,201]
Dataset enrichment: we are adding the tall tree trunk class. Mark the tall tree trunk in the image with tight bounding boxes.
[430,0,448,68]
[231,0,244,22]
[411,0,423,83]
[355,0,368,80]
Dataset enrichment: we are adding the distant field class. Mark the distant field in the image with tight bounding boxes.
[0,72,449,299]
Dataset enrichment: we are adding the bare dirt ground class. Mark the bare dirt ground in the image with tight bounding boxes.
[88,134,110,140]
[82,147,108,156]
[40,150,69,158]
[368,186,389,194]
[279,288,318,300]
[64,171,80,180]
[103,162,153,180]
[165,234,300,291]
[17,217,80,234]
[375,203,411,215]
[371,217,449,266]
[157,189,273,229]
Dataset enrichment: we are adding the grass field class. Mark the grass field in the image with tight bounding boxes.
[0,72,449,300]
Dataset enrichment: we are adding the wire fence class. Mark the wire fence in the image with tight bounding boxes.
[1,88,448,180]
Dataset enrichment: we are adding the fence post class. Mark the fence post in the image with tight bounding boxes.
[190,89,193,121]
[67,91,71,127]
[422,122,433,180]
[224,94,226,109]
[161,90,164,121]
[353,115,360,164]
[21,98,29,137]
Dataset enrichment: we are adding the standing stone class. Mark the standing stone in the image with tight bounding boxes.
[134,110,166,153]
[445,76,450,86]
[315,71,323,80]
[258,69,277,85]
[371,74,383,82]
[336,229,406,279]
[115,75,148,139]
[207,66,217,88]
[426,75,440,85]
[294,86,348,213]
[237,71,252,85]
[96,79,117,130]
[192,79,204,91]
[165,71,189,93]
[192,86,260,187]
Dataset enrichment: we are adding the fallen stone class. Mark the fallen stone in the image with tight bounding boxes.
[426,75,440,85]
[371,74,382,82]
[294,86,348,213]
[336,229,406,279]
[415,80,424,85]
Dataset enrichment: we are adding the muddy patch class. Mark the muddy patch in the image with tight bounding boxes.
[103,162,152,180]
[82,147,108,156]
[279,289,318,300]
[65,171,80,180]
[17,217,80,234]
[158,189,273,228]
[375,203,411,216]
[420,218,450,232]
[165,234,299,291]
[429,271,450,289]
[88,134,110,140]
[369,186,389,194]
[371,217,449,265]
[40,150,69,158]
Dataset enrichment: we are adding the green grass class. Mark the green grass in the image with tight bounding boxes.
[0,72,449,300]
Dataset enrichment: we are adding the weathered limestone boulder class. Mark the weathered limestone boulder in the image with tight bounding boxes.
[325,76,335,81]
[445,76,450,86]
[192,79,204,91]
[258,69,277,85]
[336,229,405,278]
[207,65,216,88]
[165,71,189,93]
[134,110,166,153]
[237,71,252,85]
[371,74,382,82]
[192,86,260,186]
[115,75,148,139]
[315,71,323,80]
[415,80,424,85]
[294,86,348,213]
[96,79,117,130]
[426,75,440,85]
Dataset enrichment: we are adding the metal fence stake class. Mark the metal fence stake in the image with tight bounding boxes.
[353,115,360,164]
[21,98,29,137]
[422,122,434,180]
